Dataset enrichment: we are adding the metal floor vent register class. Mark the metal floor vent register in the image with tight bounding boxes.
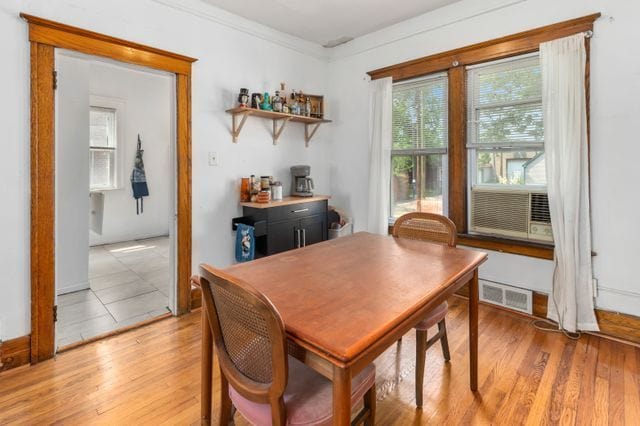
[479,280,533,314]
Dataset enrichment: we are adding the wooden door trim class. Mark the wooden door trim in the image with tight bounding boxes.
[22,13,196,363]
[21,14,196,75]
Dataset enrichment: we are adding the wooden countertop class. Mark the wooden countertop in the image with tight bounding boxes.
[240,195,330,209]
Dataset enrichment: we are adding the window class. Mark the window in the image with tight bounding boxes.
[371,14,596,257]
[466,54,550,242]
[467,54,545,187]
[89,106,118,190]
[391,74,448,219]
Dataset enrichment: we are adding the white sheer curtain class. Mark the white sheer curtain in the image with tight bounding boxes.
[367,77,393,234]
[541,34,599,332]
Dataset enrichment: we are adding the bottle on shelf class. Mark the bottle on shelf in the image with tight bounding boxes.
[305,97,312,117]
[290,90,300,115]
[297,91,305,116]
[272,90,283,112]
[261,92,273,111]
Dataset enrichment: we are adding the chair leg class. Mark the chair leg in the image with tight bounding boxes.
[363,384,376,426]
[438,319,451,362]
[219,371,234,425]
[415,329,427,409]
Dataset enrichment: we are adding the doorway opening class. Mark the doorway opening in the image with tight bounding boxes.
[54,51,177,348]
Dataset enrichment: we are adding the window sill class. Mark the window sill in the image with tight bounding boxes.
[457,234,554,260]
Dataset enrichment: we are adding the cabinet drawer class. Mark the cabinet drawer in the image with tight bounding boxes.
[267,200,327,222]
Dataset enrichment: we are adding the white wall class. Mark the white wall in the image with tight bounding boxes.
[0,0,330,340]
[326,0,640,316]
[87,59,173,246]
[2,0,638,340]
[55,54,91,295]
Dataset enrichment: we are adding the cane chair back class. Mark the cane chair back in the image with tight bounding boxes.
[199,264,288,417]
[392,212,457,247]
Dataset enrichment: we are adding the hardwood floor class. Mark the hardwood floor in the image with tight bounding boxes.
[0,297,638,425]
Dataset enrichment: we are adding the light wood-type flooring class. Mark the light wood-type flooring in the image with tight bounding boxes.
[1,297,639,425]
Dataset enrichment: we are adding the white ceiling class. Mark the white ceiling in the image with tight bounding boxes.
[201,0,463,47]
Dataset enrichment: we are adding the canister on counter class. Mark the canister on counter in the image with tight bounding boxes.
[270,181,283,201]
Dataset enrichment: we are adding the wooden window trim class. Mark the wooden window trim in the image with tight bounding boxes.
[22,13,197,364]
[374,13,599,259]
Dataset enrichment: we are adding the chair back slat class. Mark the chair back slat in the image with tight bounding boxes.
[392,212,457,247]
[199,265,288,408]
[211,283,274,383]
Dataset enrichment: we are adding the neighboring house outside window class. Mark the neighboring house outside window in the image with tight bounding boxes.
[390,73,448,220]
[89,106,118,190]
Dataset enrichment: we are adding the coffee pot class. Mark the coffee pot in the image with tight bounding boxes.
[290,165,314,197]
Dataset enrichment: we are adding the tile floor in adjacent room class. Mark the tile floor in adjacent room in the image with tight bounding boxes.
[56,236,172,348]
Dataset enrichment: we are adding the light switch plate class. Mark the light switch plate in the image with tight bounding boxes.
[208,151,218,166]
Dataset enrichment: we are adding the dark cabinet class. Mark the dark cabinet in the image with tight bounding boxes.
[266,220,298,255]
[242,199,328,258]
[299,214,326,246]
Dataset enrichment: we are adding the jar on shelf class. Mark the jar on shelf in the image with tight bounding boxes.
[260,176,271,191]
[240,177,250,202]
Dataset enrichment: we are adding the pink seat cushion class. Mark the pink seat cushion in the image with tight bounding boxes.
[229,356,375,426]
[415,301,448,331]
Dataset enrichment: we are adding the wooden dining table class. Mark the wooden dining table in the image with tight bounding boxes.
[199,232,487,425]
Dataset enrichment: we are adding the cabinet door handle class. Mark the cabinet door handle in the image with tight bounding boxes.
[302,229,306,247]
[292,208,309,213]
[296,228,301,248]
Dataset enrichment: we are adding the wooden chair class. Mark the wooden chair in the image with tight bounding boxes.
[199,265,377,426]
[392,212,455,408]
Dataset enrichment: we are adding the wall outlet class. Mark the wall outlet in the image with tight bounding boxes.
[208,151,218,166]
[593,278,599,298]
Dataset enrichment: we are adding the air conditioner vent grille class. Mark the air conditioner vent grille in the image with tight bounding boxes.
[505,289,528,311]
[530,193,551,223]
[472,190,529,233]
[479,280,532,314]
[482,285,503,304]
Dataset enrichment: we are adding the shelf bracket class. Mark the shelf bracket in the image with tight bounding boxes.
[231,111,252,143]
[272,117,291,145]
[304,123,322,147]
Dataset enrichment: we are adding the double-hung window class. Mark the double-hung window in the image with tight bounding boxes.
[390,73,448,219]
[89,106,118,190]
[467,53,545,187]
[467,53,552,242]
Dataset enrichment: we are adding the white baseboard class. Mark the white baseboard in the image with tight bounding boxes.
[596,286,640,317]
[57,281,90,296]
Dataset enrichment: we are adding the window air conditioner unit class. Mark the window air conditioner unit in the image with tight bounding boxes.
[470,187,553,243]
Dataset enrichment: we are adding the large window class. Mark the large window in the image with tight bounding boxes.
[89,106,118,190]
[372,14,596,257]
[467,54,545,187]
[391,74,448,219]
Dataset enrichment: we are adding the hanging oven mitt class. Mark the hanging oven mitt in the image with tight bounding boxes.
[131,134,149,214]
[235,223,255,262]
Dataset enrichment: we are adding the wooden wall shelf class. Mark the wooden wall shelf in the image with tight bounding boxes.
[225,107,331,147]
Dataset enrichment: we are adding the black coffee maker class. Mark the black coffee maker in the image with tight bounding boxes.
[290,165,314,197]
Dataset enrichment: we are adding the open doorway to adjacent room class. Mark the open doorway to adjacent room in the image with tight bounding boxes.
[54,50,177,349]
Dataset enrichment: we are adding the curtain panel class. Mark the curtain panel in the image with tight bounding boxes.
[541,34,599,332]
[367,77,393,234]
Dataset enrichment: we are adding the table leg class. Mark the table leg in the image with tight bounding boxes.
[201,304,213,425]
[332,365,352,425]
[469,269,479,391]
